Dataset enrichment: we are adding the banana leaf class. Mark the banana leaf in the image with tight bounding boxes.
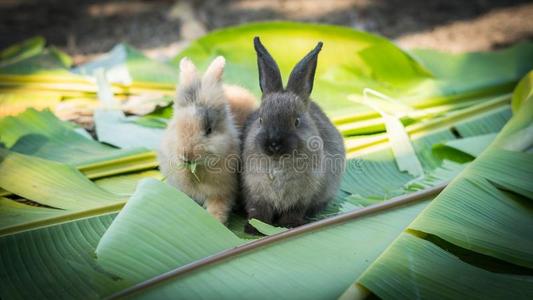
[512,70,533,113]
[0,92,62,117]
[93,178,431,299]
[0,149,127,235]
[0,97,499,235]
[0,22,531,300]
[0,213,124,299]
[87,73,530,299]
[0,108,157,178]
[73,44,178,85]
[0,45,72,75]
[171,22,532,117]
[0,93,511,298]
[349,74,533,299]
[0,36,45,66]
[85,84,526,299]
[0,38,175,102]
[92,70,164,150]
[133,22,531,142]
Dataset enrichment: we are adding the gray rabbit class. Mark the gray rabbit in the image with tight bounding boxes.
[242,37,345,233]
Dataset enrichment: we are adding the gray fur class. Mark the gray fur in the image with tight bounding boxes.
[242,38,345,231]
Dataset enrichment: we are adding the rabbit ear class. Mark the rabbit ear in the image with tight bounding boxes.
[286,42,323,100]
[254,37,283,94]
[203,56,225,85]
[179,57,199,87]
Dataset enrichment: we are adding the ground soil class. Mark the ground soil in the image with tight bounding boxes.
[1,0,532,64]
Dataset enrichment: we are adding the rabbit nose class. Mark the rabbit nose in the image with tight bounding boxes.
[267,141,282,154]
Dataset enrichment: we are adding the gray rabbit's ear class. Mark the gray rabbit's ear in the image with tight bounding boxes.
[286,42,323,100]
[254,37,283,95]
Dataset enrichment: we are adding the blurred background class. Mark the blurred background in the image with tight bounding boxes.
[1,0,532,64]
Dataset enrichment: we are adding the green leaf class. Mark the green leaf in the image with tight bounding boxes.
[0,108,151,168]
[149,202,430,299]
[409,42,533,94]
[73,44,178,84]
[175,22,532,121]
[338,102,511,201]
[0,149,123,210]
[348,89,423,177]
[173,22,432,118]
[93,70,164,149]
[0,214,122,300]
[435,133,497,158]
[512,70,533,113]
[248,218,288,235]
[411,171,533,268]
[95,179,429,298]
[95,179,243,285]
[359,233,533,300]
[1,23,531,300]
[354,72,533,297]
[0,47,72,75]
[0,197,65,230]
[0,149,126,235]
[0,92,62,117]
[0,36,45,66]
[94,170,162,196]
[94,109,164,149]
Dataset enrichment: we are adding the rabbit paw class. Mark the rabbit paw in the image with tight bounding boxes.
[206,196,230,224]
[276,213,306,228]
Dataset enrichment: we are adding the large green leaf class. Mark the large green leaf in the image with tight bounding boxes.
[0,197,65,230]
[94,179,430,299]
[92,70,164,150]
[0,92,62,117]
[0,149,123,210]
[0,214,121,300]
[172,22,532,119]
[172,22,432,118]
[352,73,533,298]
[0,109,158,179]
[511,70,533,112]
[96,179,243,284]
[0,149,127,235]
[0,46,72,75]
[339,105,510,201]
[0,23,530,300]
[0,36,45,67]
[0,109,145,165]
[73,44,178,85]
[359,233,533,299]
[435,133,497,158]
[410,42,533,91]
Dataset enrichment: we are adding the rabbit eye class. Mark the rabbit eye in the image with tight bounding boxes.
[294,117,300,127]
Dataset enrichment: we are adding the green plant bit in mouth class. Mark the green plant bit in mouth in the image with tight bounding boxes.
[176,160,201,182]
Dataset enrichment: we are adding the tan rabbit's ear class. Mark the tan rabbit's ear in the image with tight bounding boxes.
[202,56,225,85]
[179,57,199,87]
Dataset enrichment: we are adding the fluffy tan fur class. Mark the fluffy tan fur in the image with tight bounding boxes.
[158,56,252,224]
[223,84,258,129]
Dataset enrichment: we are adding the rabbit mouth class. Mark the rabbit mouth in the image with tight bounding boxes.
[177,152,223,166]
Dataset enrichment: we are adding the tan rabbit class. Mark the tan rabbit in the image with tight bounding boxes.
[158,56,256,223]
